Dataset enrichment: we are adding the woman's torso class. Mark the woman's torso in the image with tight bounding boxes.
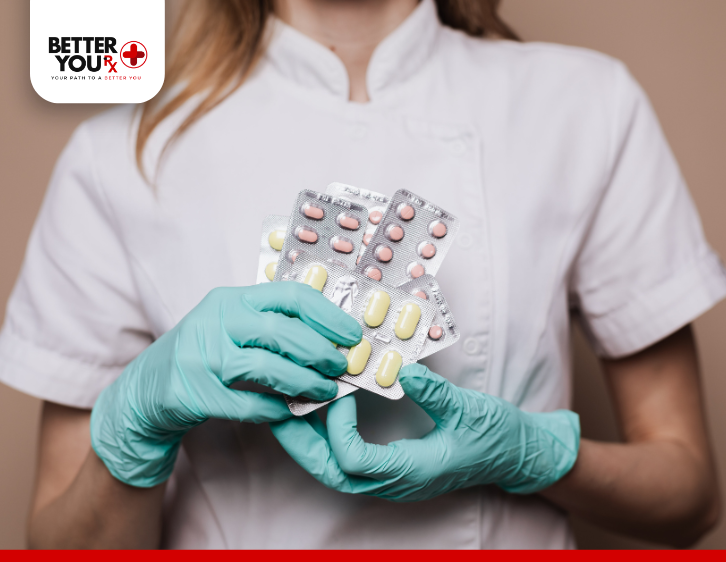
[80,1,624,547]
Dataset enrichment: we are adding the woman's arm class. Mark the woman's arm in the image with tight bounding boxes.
[28,402,165,549]
[540,325,720,547]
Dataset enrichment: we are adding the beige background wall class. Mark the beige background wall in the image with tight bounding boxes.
[0,0,724,549]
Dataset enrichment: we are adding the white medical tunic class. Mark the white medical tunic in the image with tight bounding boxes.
[2,0,725,549]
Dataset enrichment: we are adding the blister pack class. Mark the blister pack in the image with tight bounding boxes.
[355,189,460,287]
[285,274,460,416]
[256,215,289,284]
[399,275,460,359]
[274,190,368,282]
[280,253,438,401]
[324,182,390,262]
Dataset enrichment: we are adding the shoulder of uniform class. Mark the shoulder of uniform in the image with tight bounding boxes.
[439,27,624,84]
[78,104,137,144]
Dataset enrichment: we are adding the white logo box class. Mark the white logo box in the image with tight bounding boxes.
[30,0,165,104]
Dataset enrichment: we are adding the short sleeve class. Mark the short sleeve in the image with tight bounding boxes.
[571,62,726,358]
[0,124,153,408]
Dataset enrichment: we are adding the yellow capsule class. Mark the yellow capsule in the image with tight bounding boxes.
[375,350,403,388]
[303,265,328,291]
[363,291,391,328]
[264,262,277,281]
[268,229,286,251]
[346,339,372,375]
[394,302,422,340]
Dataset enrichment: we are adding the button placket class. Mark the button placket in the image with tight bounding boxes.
[456,231,473,249]
[397,119,493,393]
[463,337,480,356]
[452,131,492,392]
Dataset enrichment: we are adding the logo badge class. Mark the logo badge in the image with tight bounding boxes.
[30,0,165,104]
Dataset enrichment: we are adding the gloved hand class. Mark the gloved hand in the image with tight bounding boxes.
[91,283,362,488]
[271,364,579,501]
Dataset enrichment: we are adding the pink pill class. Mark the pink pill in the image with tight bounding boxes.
[430,221,447,238]
[429,325,443,340]
[414,291,428,300]
[338,214,360,230]
[419,243,436,259]
[288,250,302,263]
[295,227,318,244]
[302,204,325,220]
[409,263,425,278]
[397,204,415,221]
[363,233,373,246]
[386,225,404,242]
[369,210,383,225]
[331,236,354,254]
[375,245,393,263]
[356,256,361,265]
[365,267,382,281]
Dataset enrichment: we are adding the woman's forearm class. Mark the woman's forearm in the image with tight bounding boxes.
[540,437,720,548]
[28,450,165,549]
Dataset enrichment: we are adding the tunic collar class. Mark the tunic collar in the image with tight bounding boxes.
[264,0,441,101]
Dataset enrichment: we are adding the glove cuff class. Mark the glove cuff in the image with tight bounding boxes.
[90,383,182,488]
[499,409,581,495]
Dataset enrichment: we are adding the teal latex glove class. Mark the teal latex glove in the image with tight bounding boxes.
[91,283,362,488]
[271,364,580,501]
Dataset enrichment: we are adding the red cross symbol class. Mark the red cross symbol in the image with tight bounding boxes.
[120,41,148,69]
[123,44,144,66]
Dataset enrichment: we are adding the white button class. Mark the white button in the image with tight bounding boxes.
[348,124,368,139]
[457,231,473,249]
[449,139,467,155]
[463,337,480,355]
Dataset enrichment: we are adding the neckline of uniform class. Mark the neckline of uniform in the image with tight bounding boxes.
[263,0,441,102]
